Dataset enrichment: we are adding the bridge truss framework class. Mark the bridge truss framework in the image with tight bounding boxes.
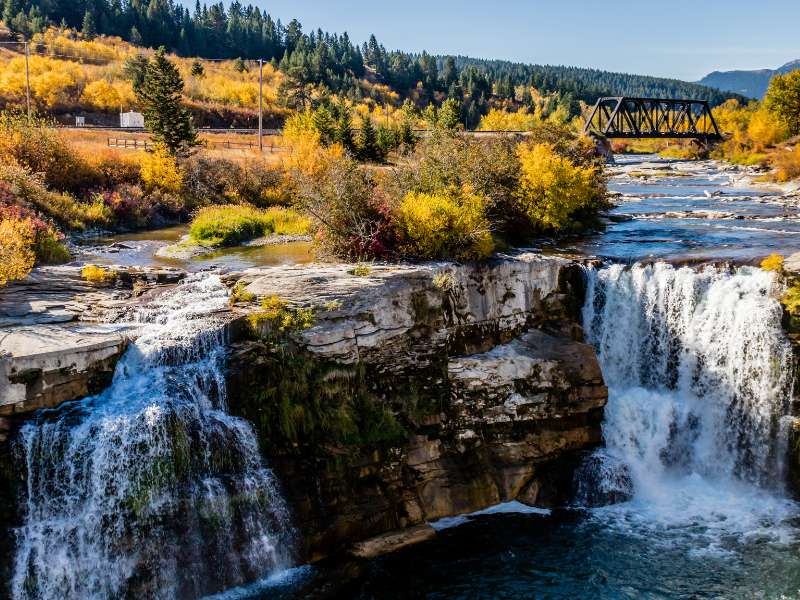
[583,97,722,142]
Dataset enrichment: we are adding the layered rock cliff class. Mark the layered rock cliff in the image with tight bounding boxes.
[0,254,607,585]
[224,253,607,561]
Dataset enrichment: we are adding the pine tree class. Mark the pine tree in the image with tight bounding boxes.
[129,26,143,46]
[190,60,205,78]
[375,125,394,162]
[398,119,416,152]
[334,105,354,152]
[2,0,20,28]
[82,10,97,40]
[357,114,378,162]
[311,105,335,145]
[134,47,198,154]
[123,54,150,89]
[438,98,461,131]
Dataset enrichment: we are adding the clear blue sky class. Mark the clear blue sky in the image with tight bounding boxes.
[212,0,800,81]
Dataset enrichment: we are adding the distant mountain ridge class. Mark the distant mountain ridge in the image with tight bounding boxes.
[697,60,800,99]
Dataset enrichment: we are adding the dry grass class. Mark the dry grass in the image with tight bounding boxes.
[59,129,285,165]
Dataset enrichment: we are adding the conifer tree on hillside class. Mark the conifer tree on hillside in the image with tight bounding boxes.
[334,105,354,152]
[312,105,335,145]
[357,114,378,162]
[134,47,197,154]
[81,9,96,39]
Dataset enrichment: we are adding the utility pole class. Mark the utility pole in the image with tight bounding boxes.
[258,59,263,152]
[24,41,31,124]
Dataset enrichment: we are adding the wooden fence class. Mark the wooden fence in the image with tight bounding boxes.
[107,137,285,152]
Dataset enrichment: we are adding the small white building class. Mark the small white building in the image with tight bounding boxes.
[120,111,145,128]
[75,116,86,127]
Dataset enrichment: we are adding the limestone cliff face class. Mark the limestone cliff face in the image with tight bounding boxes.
[224,253,607,561]
[0,265,184,417]
[0,254,606,574]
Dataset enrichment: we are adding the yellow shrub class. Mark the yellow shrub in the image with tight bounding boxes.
[772,145,800,183]
[282,125,344,179]
[80,80,123,111]
[748,109,789,150]
[760,253,784,272]
[478,108,540,131]
[139,145,183,193]
[515,142,598,231]
[0,217,36,286]
[81,265,117,285]
[396,190,494,260]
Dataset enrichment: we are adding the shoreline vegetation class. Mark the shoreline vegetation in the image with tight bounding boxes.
[0,16,798,287]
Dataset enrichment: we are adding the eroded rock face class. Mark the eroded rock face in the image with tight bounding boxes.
[0,265,184,416]
[0,324,129,416]
[225,253,607,561]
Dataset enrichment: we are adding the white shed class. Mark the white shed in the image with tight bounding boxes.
[120,111,145,128]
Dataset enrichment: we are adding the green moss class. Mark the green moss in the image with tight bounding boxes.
[231,347,408,454]
[248,295,315,336]
[230,281,256,304]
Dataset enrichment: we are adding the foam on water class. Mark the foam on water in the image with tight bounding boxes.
[11,273,294,600]
[581,262,799,553]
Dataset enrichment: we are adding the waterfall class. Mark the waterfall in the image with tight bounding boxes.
[580,262,798,540]
[11,274,294,600]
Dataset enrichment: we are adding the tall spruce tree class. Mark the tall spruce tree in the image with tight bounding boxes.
[356,114,378,162]
[334,104,354,153]
[81,10,96,39]
[134,47,197,154]
[311,105,335,145]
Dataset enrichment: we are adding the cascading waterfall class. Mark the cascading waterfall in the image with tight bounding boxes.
[579,261,799,542]
[11,274,293,600]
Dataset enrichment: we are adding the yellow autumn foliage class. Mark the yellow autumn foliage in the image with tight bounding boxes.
[80,79,135,111]
[0,216,36,286]
[478,108,540,131]
[748,108,789,150]
[395,190,494,260]
[281,113,344,178]
[515,142,598,231]
[760,253,784,272]
[139,145,183,193]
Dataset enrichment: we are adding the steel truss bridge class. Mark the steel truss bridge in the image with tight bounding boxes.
[583,97,722,142]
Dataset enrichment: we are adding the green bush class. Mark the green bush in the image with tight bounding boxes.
[189,204,310,247]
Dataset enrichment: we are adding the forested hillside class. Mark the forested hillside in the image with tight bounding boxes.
[2,0,743,126]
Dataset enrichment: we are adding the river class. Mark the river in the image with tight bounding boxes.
[275,155,800,599]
